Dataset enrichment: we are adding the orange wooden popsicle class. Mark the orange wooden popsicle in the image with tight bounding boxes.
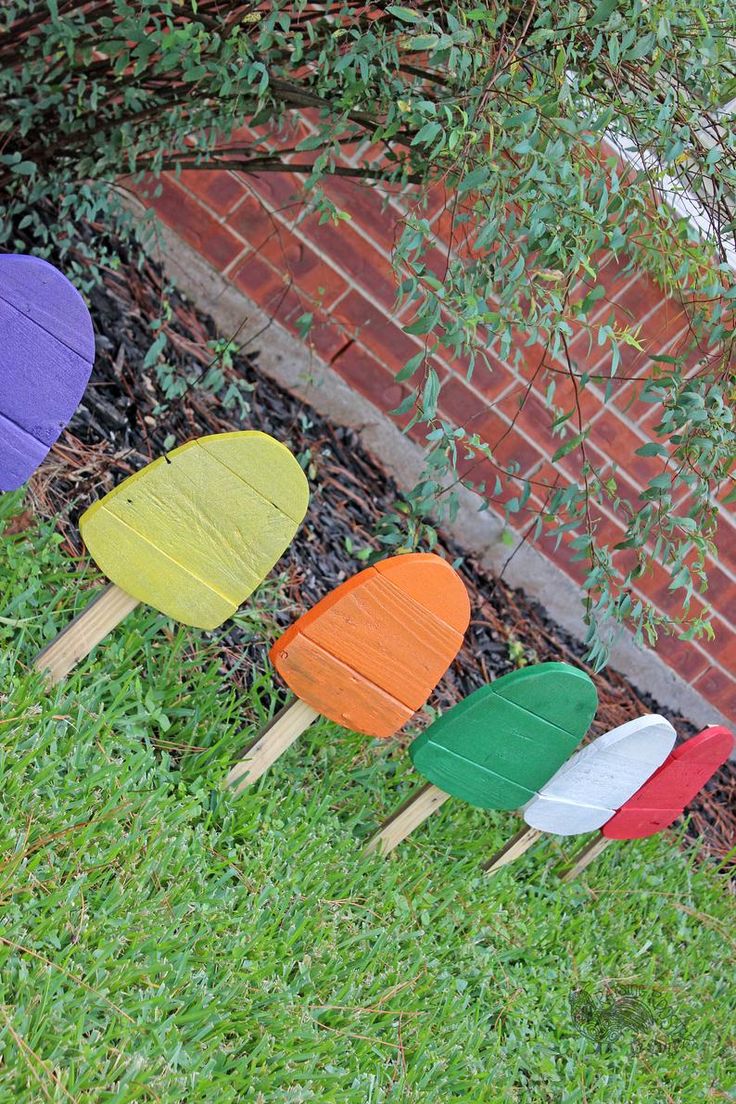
[226,553,470,790]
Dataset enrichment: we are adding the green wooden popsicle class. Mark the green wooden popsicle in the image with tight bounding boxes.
[366,662,598,854]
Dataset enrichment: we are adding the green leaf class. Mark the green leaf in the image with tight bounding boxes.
[406,34,440,51]
[458,165,491,195]
[648,473,672,491]
[626,32,656,59]
[296,134,328,152]
[421,368,440,419]
[389,390,418,416]
[412,121,442,147]
[387,5,422,23]
[552,431,588,463]
[295,312,313,338]
[635,443,668,457]
[395,351,425,383]
[589,0,618,26]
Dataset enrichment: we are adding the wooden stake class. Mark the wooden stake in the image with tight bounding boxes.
[226,697,320,793]
[365,782,451,855]
[33,584,140,686]
[558,835,612,882]
[481,825,542,874]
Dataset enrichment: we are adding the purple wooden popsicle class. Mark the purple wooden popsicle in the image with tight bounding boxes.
[0,254,95,490]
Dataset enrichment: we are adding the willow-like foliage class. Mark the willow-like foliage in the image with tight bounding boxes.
[2,1,734,663]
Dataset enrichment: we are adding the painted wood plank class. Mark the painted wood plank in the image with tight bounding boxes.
[0,412,47,491]
[299,576,464,710]
[34,584,140,685]
[522,714,676,835]
[197,431,308,523]
[0,252,93,358]
[365,783,451,855]
[269,631,413,738]
[481,826,543,873]
[80,431,308,629]
[372,554,470,630]
[408,663,598,809]
[559,836,612,881]
[602,725,734,839]
[225,554,468,791]
[271,553,469,737]
[0,254,94,490]
[557,725,734,882]
[226,698,320,792]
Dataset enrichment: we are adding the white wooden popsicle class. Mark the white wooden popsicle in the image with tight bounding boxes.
[482,714,676,873]
[559,723,734,881]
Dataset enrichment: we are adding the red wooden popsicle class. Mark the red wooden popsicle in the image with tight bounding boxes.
[560,725,734,879]
[1,253,94,490]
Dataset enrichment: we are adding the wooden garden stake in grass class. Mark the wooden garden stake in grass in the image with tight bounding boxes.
[481,714,676,874]
[225,553,470,791]
[560,725,735,881]
[1,253,95,490]
[365,662,598,855]
[33,431,309,684]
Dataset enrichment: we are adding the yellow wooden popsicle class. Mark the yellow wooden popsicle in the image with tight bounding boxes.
[33,431,309,683]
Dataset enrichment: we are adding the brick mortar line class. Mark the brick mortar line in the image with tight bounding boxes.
[159,171,394,306]
[546,462,736,611]
[152,174,736,589]
[514,512,732,675]
[533,526,731,680]
[181,169,695,468]
[570,322,691,431]
[438,365,520,419]
[513,334,736,572]
[155,179,534,402]
[222,184,406,312]
[549,501,736,639]
[129,206,735,732]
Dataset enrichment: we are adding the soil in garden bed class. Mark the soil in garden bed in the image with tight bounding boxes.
[22,242,735,871]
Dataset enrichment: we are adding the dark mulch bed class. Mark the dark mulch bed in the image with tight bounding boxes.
[24,242,735,871]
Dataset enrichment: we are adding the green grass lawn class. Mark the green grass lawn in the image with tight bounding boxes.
[1,491,733,1103]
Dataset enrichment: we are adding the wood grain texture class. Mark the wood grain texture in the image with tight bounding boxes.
[559,836,612,881]
[270,632,413,738]
[408,663,598,809]
[602,724,734,839]
[0,254,94,490]
[80,431,308,629]
[481,826,542,873]
[226,698,320,792]
[365,783,451,855]
[0,413,47,491]
[372,555,469,630]
[271,553,469,737]
[33,584,140,685]
[522,714,676,835]
[0,253,93,357]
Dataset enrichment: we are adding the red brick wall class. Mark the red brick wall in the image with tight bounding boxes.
[135,158,736,724]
